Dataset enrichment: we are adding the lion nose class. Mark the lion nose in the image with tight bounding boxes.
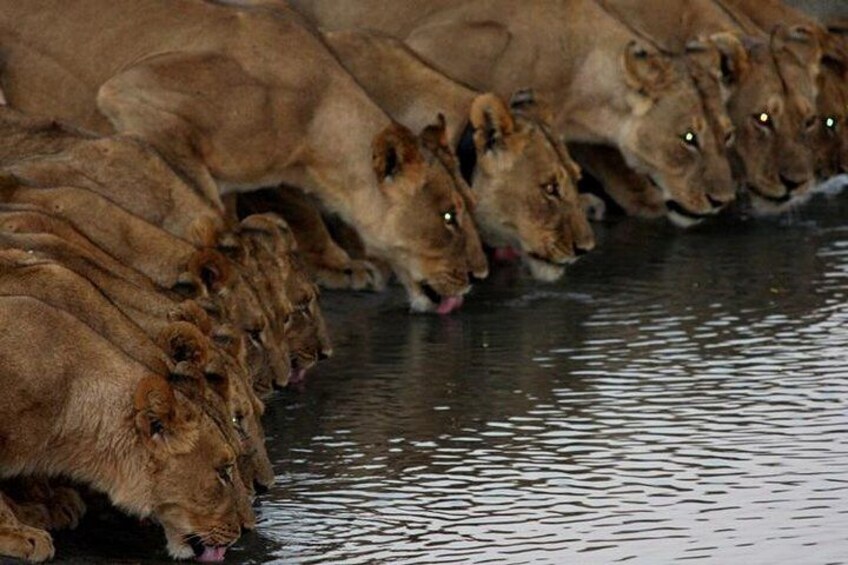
[574,246,590,257]
[707,195,726,209]
[253,480,270,495]
[469,271,486,284]
[318,348,332,361]
[779,174,807,194]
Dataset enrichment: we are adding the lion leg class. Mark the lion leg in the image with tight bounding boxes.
[10,478,86,532]
[272,188,386,291]
[0,492,55,563]
[571,144,666,219]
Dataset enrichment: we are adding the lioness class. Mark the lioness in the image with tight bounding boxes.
[592,0,821,213]
[322,30,595,281]
[0,204,291,395]
[0,0,488,313]
[0,108,223,248]
[0,242,276,493]
[289,0,737,227]
[0,295,250,561]
[714,0,848,181]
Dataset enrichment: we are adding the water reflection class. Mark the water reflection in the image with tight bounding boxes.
[61,192,848,563]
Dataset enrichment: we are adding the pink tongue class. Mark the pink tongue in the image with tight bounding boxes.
[197,546,226,563]
[436,295,464,315]
[493,246,521,262]
[289,367,308,385]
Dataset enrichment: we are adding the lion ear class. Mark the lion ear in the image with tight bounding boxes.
[133,375,176,443]
[622,41,671,99]
[420,113,450,151]
[188,249,232,294]
[706,32,750,86]
[157,321,209,366]
[773,24,822,75]
[372,123,424,185]
[469,93,515,153]
[171,271,204,299]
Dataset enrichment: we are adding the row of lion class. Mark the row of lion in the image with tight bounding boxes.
[0,0,843,316]
[0,106,334,561]
[0,0,845,562]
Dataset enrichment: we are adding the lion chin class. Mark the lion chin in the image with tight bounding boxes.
[525,255,567,283]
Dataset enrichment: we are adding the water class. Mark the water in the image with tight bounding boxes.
[57,188,848,564]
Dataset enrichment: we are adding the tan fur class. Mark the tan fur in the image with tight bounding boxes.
[293,0,736,226]
[0,294,250,560]
[0,0,488,311]
[324,30,594,281]
[0,108,224,247]
[715,0,848,180]
[593,0,820,215]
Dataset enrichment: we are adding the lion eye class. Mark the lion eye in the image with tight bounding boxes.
[443,209,458,228]
[232,414,247,440]
[754,112,773,130]
[541,180,560,198]
[825,116,838,131]
[247,329,263,344]
[681,130,699,149]
[218,464,235,485]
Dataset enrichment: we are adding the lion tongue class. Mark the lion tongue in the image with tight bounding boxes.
[197,546,226,563]
[289,367,308,385]
[436,295,464,315]
[493,246,522,262]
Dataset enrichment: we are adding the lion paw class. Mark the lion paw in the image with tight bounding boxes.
[315,259,386,291]
[0,525,55,563]
[579,193,607,222]
[47,487,86,531]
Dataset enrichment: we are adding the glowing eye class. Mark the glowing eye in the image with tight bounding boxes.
[443,210,457,226]
[758,112,771,125]
[825,116,838,130]
[542,181,559,197]
[682,130,698,147]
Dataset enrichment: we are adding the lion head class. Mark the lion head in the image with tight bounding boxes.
[236,213,332,385]
[185,248,292,391]
[815,29,848,179]
[720,27,820,212]
[132,375,250,562]
[456,91,595,282]
[616,41,736,227]
[366,122,488,314]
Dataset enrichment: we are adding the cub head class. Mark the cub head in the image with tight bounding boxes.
[369,122,488,314]
[722,29,819,213]
[238,214,331,386]
[457,91,594,282]
[617,41,735,227]
[133,375,248,562]
[185,247,291,391]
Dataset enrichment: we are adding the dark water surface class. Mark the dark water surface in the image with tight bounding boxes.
[58,189,848,564]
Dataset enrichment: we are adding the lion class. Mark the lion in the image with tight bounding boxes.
[712,0,848,181]
[589,0,820,215]
[288,0,736,227]
[236,214,332,384]
[0,107,224,247]
[0,0,489,313]
[0,204,291,397]
[321,29,595,281]
[0,293,251,561]
[0,242,276,493]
